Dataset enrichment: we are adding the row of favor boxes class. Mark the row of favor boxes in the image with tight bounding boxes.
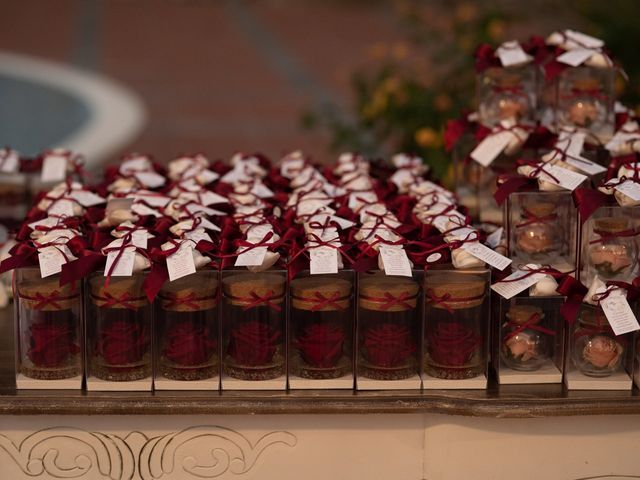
[12,266,640,391]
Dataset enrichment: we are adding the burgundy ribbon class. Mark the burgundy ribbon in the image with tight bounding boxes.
[229,290,284,312]
[292,291,349,311]
[20,291,78,310]
[91,292,147,310]
[360,291,417,311]
[572,187,610,224]
[425,290,485,314]
[557,276,588,324]
[162,292,217,310]
[503,313,556,342]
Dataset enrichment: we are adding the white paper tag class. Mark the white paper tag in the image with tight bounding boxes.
[166,244,197,282]
[120,156,149,174]
[104,248,135,276]
[41,155,68,183]
[106,197,134,214]
[38,246,68,278]
[491,264,545,299]
[251,183,274,199]
[131,230,148,249]
[196,169,220,184]
[565,156,607,176]
[310,246,339,275]
[234,246,268,267]
[486,227,504,249]
[379,246,412,277]
[598,288,640,336]
[614,180,640,201]
[539,164,587,191]
[0,149,19,174]
[557,48,595,67]
[565,30,604,49]
[185,229,212,244]
[330,215,355,230]
[131,203,161,217]
[496,40,532,66]
[134,171,166,188]
[130,191,171,207]
[348,191,378,210]
[48,199,76,217]
[68,190,106,207]
[390,169,416,190]
[199,190,229,206]
[29,216,61,230]
[470,131,512,167]
[462,242,512,271]
[193,217,220,232]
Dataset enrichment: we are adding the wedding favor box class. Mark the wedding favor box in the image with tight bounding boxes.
[220,269,287,390]
[356,271,422,390]
[556,65,615,143]
[154,269,220,391]
[477,63,538,129]
[579,206,640,286]
[493,296,565,384]
[85,272,153,391]
[288,271,355,390]
[14,268,84,389]
[506,190,579,272]
[565,305,635,390]
[423,267,490,390]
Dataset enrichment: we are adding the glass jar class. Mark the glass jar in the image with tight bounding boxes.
[222,272,286,381]
[557,67,615,141]
[88,273,152,382]
[501,304,551,371]
[424,271,488,379]
[588,217,637,281]
[16,273,82,380]
[478,67,534,127]
[358,275,419,380]
[571,307,624,377]
[157,270,218,382]
[290,275,353,380]
[514,201,561,262]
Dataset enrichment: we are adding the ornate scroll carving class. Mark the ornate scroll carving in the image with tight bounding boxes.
[0,426,296,479]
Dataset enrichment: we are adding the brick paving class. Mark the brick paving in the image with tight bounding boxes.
[0,0,407,165]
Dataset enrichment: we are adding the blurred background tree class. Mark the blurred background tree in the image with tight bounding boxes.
[302,0,640,180]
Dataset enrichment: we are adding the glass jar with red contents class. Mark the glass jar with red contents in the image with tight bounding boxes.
[15,269,82,386]
[156,269,219,385]
[557,68,614,142]
[424,268,489,380]
[357,274,420,381]
[87,273,152,385]
[221,272,286,382]
[478,66,536,128]
[289,273,354,384]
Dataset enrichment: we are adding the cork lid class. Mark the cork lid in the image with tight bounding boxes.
[160,276,218,312]
[594,217,629,234]
[291,276,352,311]
[580,307,609,328]
[359,276,419,312]
[90,275,148,309]
[486,68,522,87]
[524,202,555,218]
[425,274,486,310]
[506,305,544,325]
[223,272,285,307]
[19,278,79,311]
[572,78,601,92]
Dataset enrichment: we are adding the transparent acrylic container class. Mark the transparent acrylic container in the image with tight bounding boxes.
[86,272,153,390]
[507,190,578,272]
[289,271,354,389]
[356,271,421,390]
[15,268,83,389]
[221,270,286,390]
[566,305,634,390]
[494,296,565,384]
[424,267,490,389]
[581,206,640,286]
[155,269,219,390]
[0,172,29,232]
[557,66,615,143]
[477,65,537,128]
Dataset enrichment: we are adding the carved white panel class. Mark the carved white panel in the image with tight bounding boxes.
[0,415,425,480]
[423,414,640,480]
